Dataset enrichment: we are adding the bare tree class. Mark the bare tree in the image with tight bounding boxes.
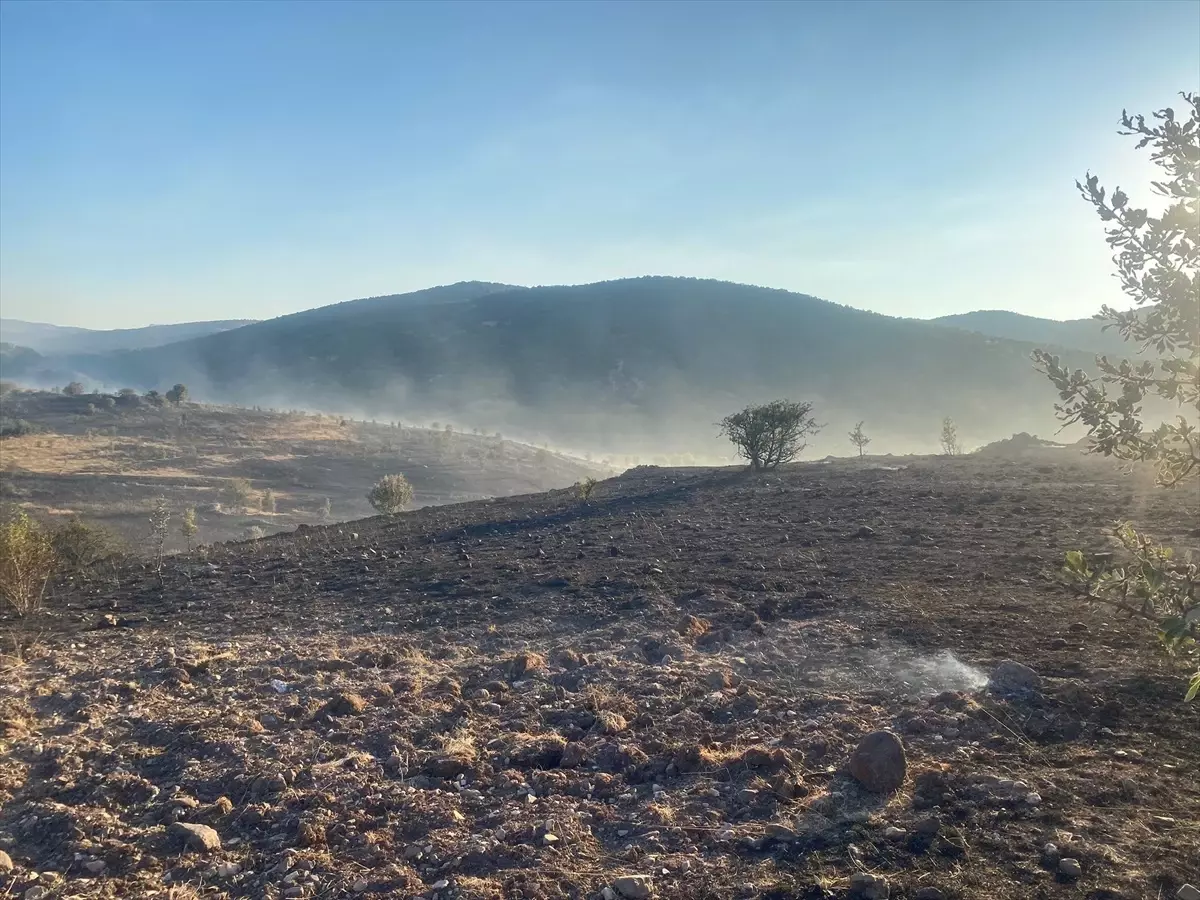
[849,421,871,458]
[940,417,963,456]
[719,400,823,471]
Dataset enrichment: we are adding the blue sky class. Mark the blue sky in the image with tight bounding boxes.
[1,0,1196,329]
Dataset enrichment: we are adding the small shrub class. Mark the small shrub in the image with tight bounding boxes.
[165,383,189,404]
[0,510,57,617]
[849,421,871,458]
[52,518,124,574]
[144,390,165,407]
[115,388,141,409]
[223,478,254,511]
[719,400,823,471]
[63,381,85,396]
[180,507,198,550]
[367,474,414,515]
[148,497,171,574]
[940,417,963,456]
[99,395,116,410]
[574,477,599,504]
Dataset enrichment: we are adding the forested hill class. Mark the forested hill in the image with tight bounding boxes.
[11,278,1099,454]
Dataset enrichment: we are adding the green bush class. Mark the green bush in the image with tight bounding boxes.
[0,510,56,617]
[719,400,823,471]
[367,474,414,515]
[51,518,124,574]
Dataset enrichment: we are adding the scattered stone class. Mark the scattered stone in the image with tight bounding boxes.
[319,692,368,718]
[216,862,241,878]
[988,660,1042,695]
[83,860,106,875]
[352,879,368,892]
[884,826,907,840]
[1068,622,1089,633]
[1058,857,1082,879]
[1177,886,1200,900]
[542,833,560,845]
[849,871,890,900]
[170,822,221,853]
[855,525,876,538]
[612,875,653,899]
[848,730,907,793]
[0,850,12,872]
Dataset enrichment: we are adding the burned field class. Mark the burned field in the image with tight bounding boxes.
[1,451,1197,899]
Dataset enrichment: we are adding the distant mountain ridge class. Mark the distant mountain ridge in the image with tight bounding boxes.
[14,277,1104,455]
[0,317,257,355]
[930,309,1128,357]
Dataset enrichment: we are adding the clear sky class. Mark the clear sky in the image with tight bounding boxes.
[1,0,1197,329]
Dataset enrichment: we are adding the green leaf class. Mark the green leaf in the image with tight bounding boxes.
[1186,670,1200,703]
[1064,550,1088,576]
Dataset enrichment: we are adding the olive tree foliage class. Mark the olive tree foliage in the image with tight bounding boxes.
[1034,94,1199,701]
[1033,94,1199,486]
[719,400,823,471]
[367,473,414,515]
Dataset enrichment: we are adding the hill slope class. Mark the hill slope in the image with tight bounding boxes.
[2,454,1196,899]
[0,317,256,355]
[930,310,1127,357]
[40,278,1102,454]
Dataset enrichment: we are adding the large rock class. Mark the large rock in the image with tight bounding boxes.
[1177,885,1200,900]
[848,731,907,793]
[988,660,1042,696]
[170,822,221,853]
[612,875,653,899]
[0,849,12,872]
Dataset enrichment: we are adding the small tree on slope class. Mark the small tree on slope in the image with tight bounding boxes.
[719,400,823,471]
[1034,93,1199,701]
[849,421,871,458]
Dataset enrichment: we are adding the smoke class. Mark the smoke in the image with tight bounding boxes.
[893,650,989,696]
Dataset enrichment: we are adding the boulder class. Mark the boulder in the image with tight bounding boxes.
[848,731,907,793]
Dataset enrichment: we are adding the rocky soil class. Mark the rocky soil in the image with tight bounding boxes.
[2,451,1197,899]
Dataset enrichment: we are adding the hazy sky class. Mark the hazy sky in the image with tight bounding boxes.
[1,0,1197,330]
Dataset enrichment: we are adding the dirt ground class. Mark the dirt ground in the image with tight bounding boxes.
[1,449,1197,900]
[0,390,605,547]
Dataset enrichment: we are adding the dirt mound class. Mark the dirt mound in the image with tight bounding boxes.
[1,454,1197,899]
[974,432,1066,457]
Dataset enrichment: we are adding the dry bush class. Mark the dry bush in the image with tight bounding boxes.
[0,510,57,616]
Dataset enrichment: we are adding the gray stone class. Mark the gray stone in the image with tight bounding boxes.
[848,731,907,793]
[170,822,221,853]
[849,872,890,900]
[612,875,653,899]
[1058,857,1082,879]
[988,660,1042,695]
[1177,885,1200,900]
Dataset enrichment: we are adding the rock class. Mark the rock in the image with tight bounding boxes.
[1058,857,1082,879]
[84,859,107,875]
[170,822,222,853]
[1177,886,1200,900]
[1068,622,1089,633]
[849,871,890,900]
[884,826,907,840]
[704,670,733,690]
[216,862,241,878]
[352,879,368,893]
[988,660,1042,696]
[855,525,876,538]
[612,875,653,899]
[1049,638,1068,650]
[319,692,368,718]
[848,731,907,793]
[542,833,560,845]
[0,850,12,872]
[559,743,587,769]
